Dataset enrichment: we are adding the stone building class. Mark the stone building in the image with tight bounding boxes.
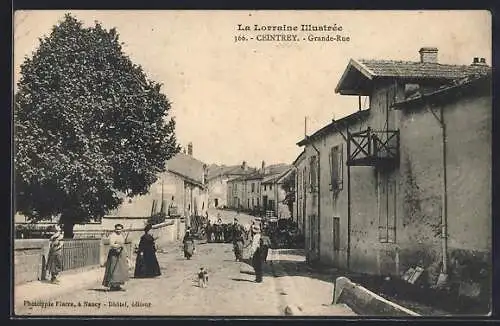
[297,48,491,300]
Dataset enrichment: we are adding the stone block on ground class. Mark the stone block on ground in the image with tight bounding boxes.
[333,276,420,316]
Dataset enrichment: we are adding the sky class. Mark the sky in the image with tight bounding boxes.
[13,10,491,168]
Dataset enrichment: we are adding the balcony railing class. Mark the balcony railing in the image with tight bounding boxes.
[347,128,400,167]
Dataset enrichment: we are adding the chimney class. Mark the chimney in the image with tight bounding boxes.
[471,57,488,66]
[419,47,438,64]
[261,161,266,174]
[242,161,247,171]
[187,142,193,156]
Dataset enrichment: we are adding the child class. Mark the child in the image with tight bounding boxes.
[198,267,208,288]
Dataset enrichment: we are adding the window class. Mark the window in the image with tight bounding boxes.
[270,184,273,190]
[329,144,344,191]
[252,198,254,207]
[264,185,266,191]
[309,155,318,192]
[251,183,255,193]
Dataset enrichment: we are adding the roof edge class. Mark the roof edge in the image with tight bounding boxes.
[335,59,375,94]
[392,72,491,109]
[297,109,370,146]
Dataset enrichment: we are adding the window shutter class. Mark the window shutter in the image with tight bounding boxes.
[337,143,344,190]
[328,149,333,190]
[309,156,317,193]
[331,147,338,190]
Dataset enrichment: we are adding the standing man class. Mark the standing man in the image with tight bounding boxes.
[216,214,223,242]
[248,224,264,283]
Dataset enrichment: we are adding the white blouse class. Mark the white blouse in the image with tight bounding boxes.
[108,232,125,249]
[249,233,261,256]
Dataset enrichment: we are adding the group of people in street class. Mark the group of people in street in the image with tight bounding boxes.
[228,216,272,283]
[102,223,162,291]
[45,212,273,291]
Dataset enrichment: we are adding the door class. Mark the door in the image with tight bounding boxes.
[309,214,318,261]
[332,217,340,265]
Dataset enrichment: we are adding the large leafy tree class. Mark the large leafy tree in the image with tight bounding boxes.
[15,14,180,237]
[281,170,296,218]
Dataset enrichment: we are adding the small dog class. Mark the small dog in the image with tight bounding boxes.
[198,267,209,288]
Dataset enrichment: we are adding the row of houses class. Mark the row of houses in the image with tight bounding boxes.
[291,47,491,298]
[225,162,292,217]
[108,143,209,226]
[205,161,256,209]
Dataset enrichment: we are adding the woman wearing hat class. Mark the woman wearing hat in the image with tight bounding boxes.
[102,224,130,291]
[134,224,161,278]
[249,224,264,283]
[182,227,195,260]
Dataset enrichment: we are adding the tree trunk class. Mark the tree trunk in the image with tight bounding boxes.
[61,217,75,239]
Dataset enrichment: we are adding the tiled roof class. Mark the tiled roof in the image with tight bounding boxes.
[393,71,491,108]
[266,164,291,176]
[226,164,290,183]
[358,59,491,80]
[165,152,206,185]
[206,164,255,181]
[335,58,491,95]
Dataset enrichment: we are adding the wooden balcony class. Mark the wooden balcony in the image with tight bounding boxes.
[347,128,400,168]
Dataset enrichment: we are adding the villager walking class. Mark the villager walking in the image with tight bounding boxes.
[260,231,272,263]
[249,224,264,283]
[134,224,161,278]
[46,224,64,284]
[102,224,130,291]
[206,220,213,243]
[183,228,195,260]
[215,215,224,242]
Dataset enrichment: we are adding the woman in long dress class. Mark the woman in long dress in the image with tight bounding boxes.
[183,228,195,260]
[102,224,130,291]
[134,224,161,278]
[46,224,64,284]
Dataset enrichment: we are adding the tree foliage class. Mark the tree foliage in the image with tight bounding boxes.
[15,14,180,236]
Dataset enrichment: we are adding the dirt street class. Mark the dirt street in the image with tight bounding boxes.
[16,240,356,316]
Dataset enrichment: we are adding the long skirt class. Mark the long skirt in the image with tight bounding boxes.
[134,251,161,278]
[184,242,194,259]
[102,248,129,288]
[46,249,63,279]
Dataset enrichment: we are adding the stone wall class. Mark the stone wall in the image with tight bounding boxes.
[14,239,50,285]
